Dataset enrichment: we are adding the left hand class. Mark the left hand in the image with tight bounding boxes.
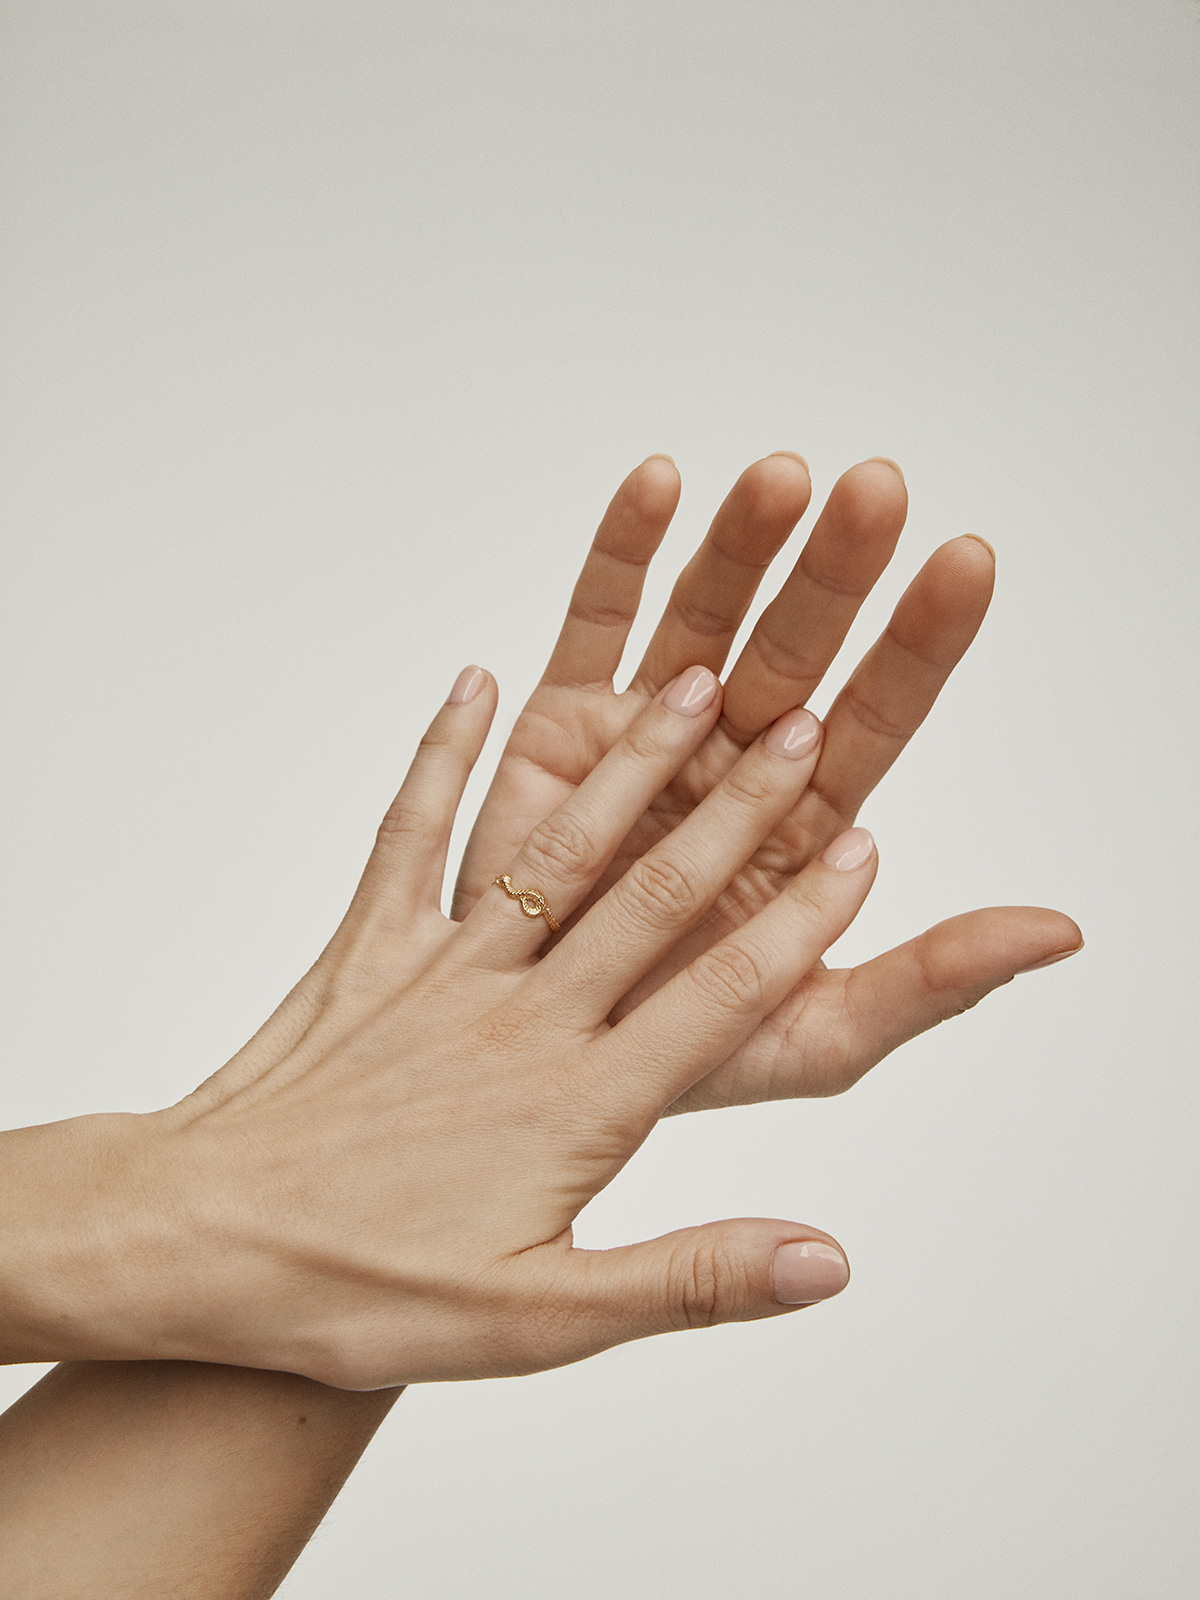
[454,453,1081,1111]
[0,668,872,1387]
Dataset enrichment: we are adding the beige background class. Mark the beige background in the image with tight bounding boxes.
[2,2,1197,1594]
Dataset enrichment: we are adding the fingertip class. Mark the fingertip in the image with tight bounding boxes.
[446,665,489,706]
[723,452,814,538]
[819,827,876,872]
[909,536,997,622]
[852,458,907,501]
[662,663,722,717]
[960,532,996,563]
[771,1238,851,1305]
[752,449,812,493]
[763,704,821,760]
[628,454,682,517]
[828,458,908,530]
[1015,912,1084,973]
[926,536,997,606]
[440,666,498,746]
[864,455,905,486]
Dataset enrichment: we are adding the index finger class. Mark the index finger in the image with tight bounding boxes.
[542,456,681,690]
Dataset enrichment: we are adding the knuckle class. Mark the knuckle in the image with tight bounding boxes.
[720,762,777,812]
[784,862,838,918]
[622,716,674,766]
[471,1006,536,1054]
[839,680,912,744]
[695,941,770,1012]
[672,1236,749,1330]
[523,810,596,879]
[674,598,735,638]
[618,851,703,929]
[376,796,427,842]
[568,594,635,631]
[748,621,824,687]
[415,727,455,758]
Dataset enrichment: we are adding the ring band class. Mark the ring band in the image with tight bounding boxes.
[493,874,561,933]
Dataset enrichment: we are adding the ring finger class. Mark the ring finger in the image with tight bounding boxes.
[458,665,723,967]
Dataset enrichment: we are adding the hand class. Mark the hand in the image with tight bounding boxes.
[455,454,1081,1111]
[1,672,874,1389]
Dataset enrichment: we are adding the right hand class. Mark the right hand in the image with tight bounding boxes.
[455,453,1081,1113]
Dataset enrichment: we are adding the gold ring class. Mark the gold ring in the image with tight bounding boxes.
[493,874,561,933]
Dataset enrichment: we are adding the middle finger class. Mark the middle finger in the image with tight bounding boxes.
[536,704,825,1026]
[458,665,723,968]
[720,457,909,746]
[630,453,813,696]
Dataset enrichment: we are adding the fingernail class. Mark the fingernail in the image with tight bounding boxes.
[663,665,718,717]
[764,707,820,760]
[769,449,810,475]
[771,1240,850,1305]
[962,532,996,560]
[447,665,486,705]
[820,827,875,871]
[866,456,905,484]
[1017,940,1084,973]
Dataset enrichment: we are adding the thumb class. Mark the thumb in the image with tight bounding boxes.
[557,1219,851,1357]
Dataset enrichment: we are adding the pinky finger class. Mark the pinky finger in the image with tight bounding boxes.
[352,666,499,927]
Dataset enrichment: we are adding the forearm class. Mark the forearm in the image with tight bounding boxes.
[0,1361,401,1599]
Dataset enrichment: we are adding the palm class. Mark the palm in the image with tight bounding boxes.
[455,454,1077,1109]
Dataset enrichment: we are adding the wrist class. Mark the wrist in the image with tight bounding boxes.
[0,1113,160,1365]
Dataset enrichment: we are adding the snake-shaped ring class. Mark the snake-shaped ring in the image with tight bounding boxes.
[493,874,561,933]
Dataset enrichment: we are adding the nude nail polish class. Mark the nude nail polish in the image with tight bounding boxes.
[771,1241,851,1305]
[820,827,875,871]
[663,665,718,717]
[447,666,485,705]
[764,707,820,760]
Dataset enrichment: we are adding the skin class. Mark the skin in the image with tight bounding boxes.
[0,666,877,1386]
[0,454,1080,1597]
[457,452,1077,1109]
[0,1363,399,1600]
